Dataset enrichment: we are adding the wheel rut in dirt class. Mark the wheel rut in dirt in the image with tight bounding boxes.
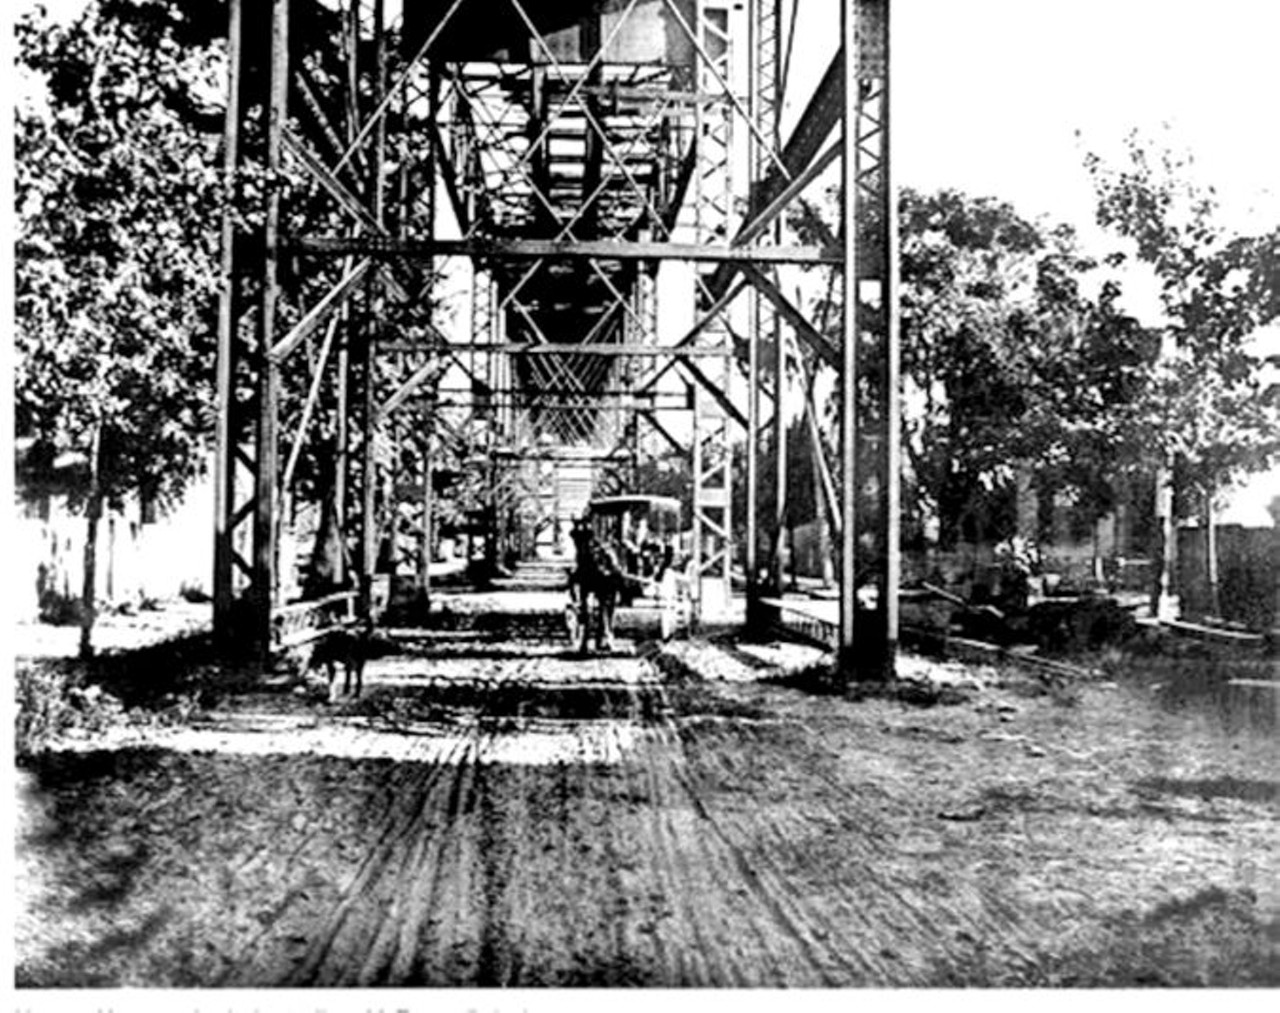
[210,626,886,987]
[18,598,1280,987]
[240,629,1014,987]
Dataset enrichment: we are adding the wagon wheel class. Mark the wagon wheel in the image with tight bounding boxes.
[658,571,681,640]
[564,600,581,646]
[659,600,677,640]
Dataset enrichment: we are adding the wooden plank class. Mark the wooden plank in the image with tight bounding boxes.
[1160,618,1264,646]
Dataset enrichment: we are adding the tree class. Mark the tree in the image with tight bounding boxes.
[731,419,821,581]
[15,2,224,655]
[1084,132,1280,613]
[788,185,1165,565]
[896,188,1159,550]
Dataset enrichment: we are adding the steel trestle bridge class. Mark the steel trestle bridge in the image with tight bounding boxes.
[212,0,900,681]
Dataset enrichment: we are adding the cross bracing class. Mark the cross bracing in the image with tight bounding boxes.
[212,0,899,683]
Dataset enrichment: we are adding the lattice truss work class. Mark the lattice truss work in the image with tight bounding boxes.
[687,0,734,611]
[426,25,696,454]
[213,0,894,664]
[845,0,899,674]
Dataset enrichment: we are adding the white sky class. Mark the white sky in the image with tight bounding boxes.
[779,0,1280,340]
[792,0,1280,238]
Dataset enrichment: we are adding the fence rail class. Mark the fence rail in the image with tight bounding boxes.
[272,590,359,650]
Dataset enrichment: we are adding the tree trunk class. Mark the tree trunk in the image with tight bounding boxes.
[802,385,837,585]
[811,440,834,585]
[1152,460,1178,621]
[79,425,104,659]
[1092,518,1104,587]
[305,450,344,597]
[420,454,434,602]
[1204,481,1221,619]
[787,521,799,591]
[770,337,787,594]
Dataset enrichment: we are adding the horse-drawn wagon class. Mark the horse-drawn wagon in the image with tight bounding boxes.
[565,495,691,651]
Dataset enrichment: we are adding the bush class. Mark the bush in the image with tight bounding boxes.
[37,589,86,626]
[179,581,212,604]
[15,663,125,758]
[1028,597,1138,652]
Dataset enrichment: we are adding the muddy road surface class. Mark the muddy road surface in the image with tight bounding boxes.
[15,589,1280,987]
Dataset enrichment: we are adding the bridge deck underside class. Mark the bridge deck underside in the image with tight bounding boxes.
[434,57,690,450]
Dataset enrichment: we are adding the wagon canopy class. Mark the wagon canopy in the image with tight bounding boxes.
[586,495,682,531]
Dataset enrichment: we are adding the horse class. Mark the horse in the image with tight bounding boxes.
[567,521,624,653]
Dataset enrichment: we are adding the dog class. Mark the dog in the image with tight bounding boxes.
[309,621,372,699]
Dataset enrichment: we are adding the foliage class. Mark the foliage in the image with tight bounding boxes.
[15,663,127,758]
[14,0,225,511]
[784,153,1278,563]
[993,535,1041,576]
[788,173,1279,549]
[1084,132,1280,506]
[893,188,1157,546]
[791,188,1117,545]
[731,419,821,540]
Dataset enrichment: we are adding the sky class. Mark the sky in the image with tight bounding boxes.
[785,0,1280,520]
[896,0,1280,235]
[783,0,1280,304]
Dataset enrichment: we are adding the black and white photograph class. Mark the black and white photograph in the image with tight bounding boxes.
[8,0,1279,997]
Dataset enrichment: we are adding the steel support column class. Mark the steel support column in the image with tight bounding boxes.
[251,0,291,658]
[359,0,389,620]
[839,0,896,682]
[744,0,780,626]
[772,319,789,590]
[335,301,351,588]
[838,0,860,676]
[209,0,865,663]
[690,0,736,625]
[212,0,243,649]
[753,0,786,604]
[881,0,901,678]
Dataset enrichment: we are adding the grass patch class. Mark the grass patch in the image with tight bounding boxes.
[15,662,127,758]
[15,632,252,758]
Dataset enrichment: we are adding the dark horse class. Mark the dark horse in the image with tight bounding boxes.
[567,520,624,653]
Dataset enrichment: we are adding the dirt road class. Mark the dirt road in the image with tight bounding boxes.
[14,590,1280,987]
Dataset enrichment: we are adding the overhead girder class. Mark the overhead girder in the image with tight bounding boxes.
[403,0,662,65]
[289,235,839,263]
